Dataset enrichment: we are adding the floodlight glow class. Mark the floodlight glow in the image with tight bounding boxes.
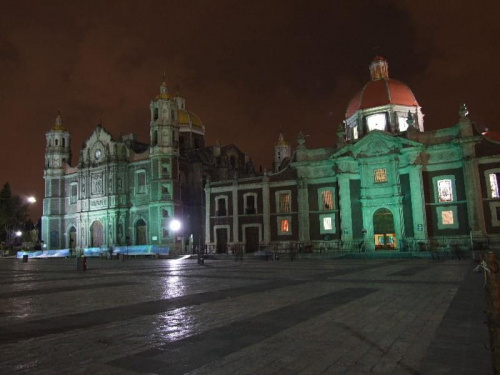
[27,196,36,203]
[15,231,22,237]
[169,219,181,232]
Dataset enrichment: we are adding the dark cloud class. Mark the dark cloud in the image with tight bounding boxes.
[0,0,498,220]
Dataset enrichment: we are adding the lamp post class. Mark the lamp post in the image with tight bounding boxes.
[169,219,181,254]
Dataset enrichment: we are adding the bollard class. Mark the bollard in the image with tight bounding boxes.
[76,256,87,271]
[22,254,28,263]
[82,256,87,271]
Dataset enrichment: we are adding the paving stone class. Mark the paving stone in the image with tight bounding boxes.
[0,258,493,374]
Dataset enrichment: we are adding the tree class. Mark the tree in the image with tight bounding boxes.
[0,183,30,245]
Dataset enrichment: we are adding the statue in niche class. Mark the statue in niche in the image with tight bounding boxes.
[81,180,86,198]
[117,178,122,192]
[109,175,113,193]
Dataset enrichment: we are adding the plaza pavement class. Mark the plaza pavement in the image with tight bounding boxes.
[0,256,493,374]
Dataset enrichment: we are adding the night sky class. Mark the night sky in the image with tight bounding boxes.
[1,0,499,221]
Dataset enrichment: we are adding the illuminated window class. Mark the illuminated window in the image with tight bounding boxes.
[277,216,292,235]
[352,126,359,139]
[398,117,409,132]
[367,113,387,131]
[137,171,147,194]
[437,179,453,202]
[280,219,290,232]
[278,193,291,212]
[374,169,387,183]
[441,210,454,225]
[490,174,500,198]
[323,217,332,230]
[321,190,334,210]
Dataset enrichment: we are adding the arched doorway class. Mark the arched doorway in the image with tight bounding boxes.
[373,208,396,250]
[68,227,77,250]
[135,219,147,245]
[90,221,104,248]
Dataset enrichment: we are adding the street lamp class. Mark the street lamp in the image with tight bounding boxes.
[27,196,36,204]
[169,219,181,254]
[15,231,22,237]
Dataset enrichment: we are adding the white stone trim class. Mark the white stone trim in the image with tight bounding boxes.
[275,189,292,213]
[277,216,292,236]
[213,225,231,243]
[243,192,258,214]
[436,205,459,230]
[242,224,262,243]
[214,195,229,216]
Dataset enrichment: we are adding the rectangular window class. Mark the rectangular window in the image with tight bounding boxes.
[217,197,227,216]
[245,195,256,214]
[70,184,77,204]
[278,193,291,212]
[323,217,332,230]
[321,190,333,210]
[374,169,387,183]
[441,210,454,225]
[137,171,146,194]
[161,165,170,179]
[437,179,453,202]
[490,174,500,198]
[280,219,290,233]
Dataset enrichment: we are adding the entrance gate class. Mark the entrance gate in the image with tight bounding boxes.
[90,221,104,248]
[373,208,396,250]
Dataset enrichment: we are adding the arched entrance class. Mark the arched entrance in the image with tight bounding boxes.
[90,221,104,248]
[135,219,147,245]
[68,227,77,250]
[373,208,396,250]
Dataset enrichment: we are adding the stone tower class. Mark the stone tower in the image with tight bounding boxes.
[273,132,291,172]
[42,112,71,249]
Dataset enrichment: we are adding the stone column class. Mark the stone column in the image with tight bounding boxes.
[409,164,427,240]
[262,176,270,243]
[297,178,310,242]
[338,174,353,241]
[232,181,239,243]
[205,184,211,244]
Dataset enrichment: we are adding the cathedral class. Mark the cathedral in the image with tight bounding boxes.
[41,80,254,254]
[204,57,500,254]
[43,57,500,256]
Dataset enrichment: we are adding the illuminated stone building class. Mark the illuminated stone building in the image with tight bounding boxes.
[42,80,254,252]
[205,57,500,253]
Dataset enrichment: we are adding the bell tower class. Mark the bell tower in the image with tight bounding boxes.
[273,132,291,172]
[42,112,71,250]
[45,112,71,170]
[148,77,180,246]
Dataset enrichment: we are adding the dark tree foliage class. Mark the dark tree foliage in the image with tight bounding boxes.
[0,183,30,243]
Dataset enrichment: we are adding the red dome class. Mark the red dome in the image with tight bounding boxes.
[346,78,419,118]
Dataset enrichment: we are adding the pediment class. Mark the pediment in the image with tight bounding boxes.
[332,131,423,159]
[80,125,127,165]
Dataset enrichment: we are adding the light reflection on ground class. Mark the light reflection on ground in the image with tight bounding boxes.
[154,306,194,342]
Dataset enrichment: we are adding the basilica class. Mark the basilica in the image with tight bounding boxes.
[204,57,500,254]
[41,80,254,254]
[43,57,500,256]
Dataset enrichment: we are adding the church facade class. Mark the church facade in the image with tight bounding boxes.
[204,57,500,254]
[41,81,254,253]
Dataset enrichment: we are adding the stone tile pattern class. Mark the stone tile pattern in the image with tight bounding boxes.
[0,258,492,374]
